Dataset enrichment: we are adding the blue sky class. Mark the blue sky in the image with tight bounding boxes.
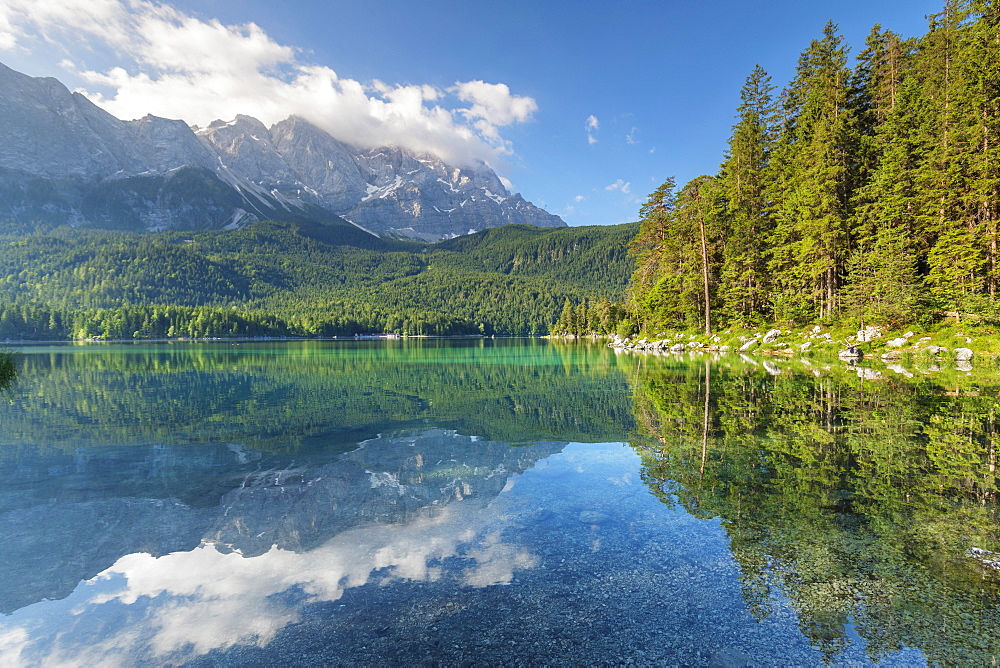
[0,0,943,227]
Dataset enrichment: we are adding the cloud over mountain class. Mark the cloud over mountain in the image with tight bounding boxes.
[0,0,536,168]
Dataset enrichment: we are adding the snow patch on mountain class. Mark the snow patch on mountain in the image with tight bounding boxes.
[0,63,565,240]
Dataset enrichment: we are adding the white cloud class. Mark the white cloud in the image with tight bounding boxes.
[1,484,537,666]
[626,126,639,145]
[0,0,537,168]
[452,80,537,126]
[574,195,585,202]
[585,114,599,144]
[605,179,631,194]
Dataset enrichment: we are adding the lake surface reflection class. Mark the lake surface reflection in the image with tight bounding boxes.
[0,340,997,665]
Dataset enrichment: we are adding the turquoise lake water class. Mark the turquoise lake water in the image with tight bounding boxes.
[0,339,996,665]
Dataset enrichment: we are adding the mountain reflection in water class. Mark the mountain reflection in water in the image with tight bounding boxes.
[0,431,554,665]
[0,341,997,664]
[2,435,829,667]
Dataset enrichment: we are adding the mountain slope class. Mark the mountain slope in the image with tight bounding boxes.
[0,221,636,338]
[0,62,564,241]
[200,114,565,240]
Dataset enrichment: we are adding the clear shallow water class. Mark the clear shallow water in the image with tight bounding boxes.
[0,340,996,665]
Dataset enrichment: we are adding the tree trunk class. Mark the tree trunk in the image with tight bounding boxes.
[698,203,712,336]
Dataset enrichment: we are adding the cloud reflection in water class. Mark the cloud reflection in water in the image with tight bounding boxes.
[0,434,544,666]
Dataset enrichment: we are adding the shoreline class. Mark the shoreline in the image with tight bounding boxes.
[603,324,998,368]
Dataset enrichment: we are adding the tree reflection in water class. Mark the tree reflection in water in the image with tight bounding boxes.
[0,351,15,393]
[628,355,1000,665]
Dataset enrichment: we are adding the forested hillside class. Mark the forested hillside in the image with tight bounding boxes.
[623,1,1000,335]
[0,221,637,339]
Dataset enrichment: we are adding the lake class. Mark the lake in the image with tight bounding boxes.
[0,339,997,666]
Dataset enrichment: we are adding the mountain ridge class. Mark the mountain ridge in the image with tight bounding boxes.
[0,62,565,241]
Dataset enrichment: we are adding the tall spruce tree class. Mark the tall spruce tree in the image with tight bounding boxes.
[846,25,925,325]
[957,0,1000,304]
[718,65,776,326]
[627,177,678,330]
[767,22,855,323]
[635,176,724,333]
[914,1,985,314]
[850,26,915,246]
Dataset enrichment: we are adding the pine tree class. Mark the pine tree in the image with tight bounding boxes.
[842,224,925,327]
[850,26,915,246]
[768,22,855,323]
[845,25,927,322]
[957,0,1000,303]
[678,175,725,334]
[627,178,678,329]
[555,298,574,336]
[629,176,723,333]
[718,65,776,325]
[913,1,984,313]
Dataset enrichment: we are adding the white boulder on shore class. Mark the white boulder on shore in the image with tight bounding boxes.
[762,329,782,344]
[609,329,984,367]
[856,326,883,343]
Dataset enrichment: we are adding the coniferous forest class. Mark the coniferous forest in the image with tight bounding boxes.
[620,1,1000,336]
[0,221,637,340]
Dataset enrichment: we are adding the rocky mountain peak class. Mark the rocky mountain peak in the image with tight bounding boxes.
[0,62,565,240]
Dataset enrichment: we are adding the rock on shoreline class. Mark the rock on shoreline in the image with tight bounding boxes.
[609,326,988,366]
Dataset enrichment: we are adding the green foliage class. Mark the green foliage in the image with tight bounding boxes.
[718,64,776,325]
[625,3,1000,331]
[767,21,855,322]
[0,350,15,393]
[629,357,1000,664]
[0,220,636,340]
[841,224,926,327]
[0,340,635,452]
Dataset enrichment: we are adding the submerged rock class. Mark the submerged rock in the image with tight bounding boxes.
[578,510,608,524]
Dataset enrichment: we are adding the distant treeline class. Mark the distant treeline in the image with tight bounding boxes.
[624,1,1000,334]
[0,302,479,340]
[0,221,637,339]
